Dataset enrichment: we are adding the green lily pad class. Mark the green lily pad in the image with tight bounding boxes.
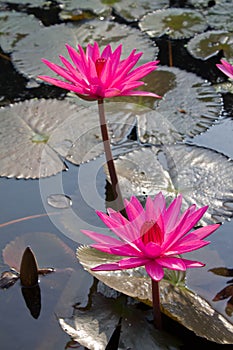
[108,144,233,224]
[59,289,181,350]
[187,30,233,61]
[139,8,208,39]
[12,19,158,81]
[77,246,233,344]
[0,11,42,53]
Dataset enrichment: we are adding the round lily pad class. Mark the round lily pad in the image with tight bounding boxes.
[187,30,233,61]
[109,144,233,224]
[137,66,222,143]
[58,0,112,18]
[12,19,158,81]
[139,8,208,39]
[0,11,42,53]
[0,99,107,179]
[113,0,168,21]
[205,1,233,31]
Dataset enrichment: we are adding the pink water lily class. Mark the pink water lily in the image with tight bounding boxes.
[38,42,160,100]
[81,193,220,281]
[216,59,233,80]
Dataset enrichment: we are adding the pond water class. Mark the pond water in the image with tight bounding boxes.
[0,0,233,349]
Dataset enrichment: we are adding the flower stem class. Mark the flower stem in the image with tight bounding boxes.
[97,99,125,213]
[151,279,162,330]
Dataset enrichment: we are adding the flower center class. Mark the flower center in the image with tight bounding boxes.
[140,220,163,245]
[95,58,106,77]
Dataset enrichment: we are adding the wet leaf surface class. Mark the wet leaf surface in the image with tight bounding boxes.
[0,11,42,53]
[187,30,233,61]
[139,8,208,39]
[205,1,233,31]
[112,0,168,21]
[77,246,233,344]
[58,0,112,17]
[137,67,222,143]
[109,144,233,224]
[0,0,48,6]
[59,289,181,350]
[12,19,158,80]
[0,99,107,178]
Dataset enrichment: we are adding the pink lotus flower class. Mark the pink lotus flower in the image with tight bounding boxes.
[216,59,233,80]
[81,193,220,281]
[38,42,160,100]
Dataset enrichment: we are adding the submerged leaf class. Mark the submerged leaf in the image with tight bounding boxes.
[12,19,158,80]
[77,246,233,344]
[109,144,233,224]
[139,8,208,39]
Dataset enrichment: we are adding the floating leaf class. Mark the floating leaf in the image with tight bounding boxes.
[187,30,233,61]
[0,99,69,178]
[205,1,233,31]
[0,99,109,178]
[20,247,39,287]
[137,67,222,143]
[0,0,48,6]
[113,0,168,21]
[12,20,158,80]
[109,144,233,224]
[58,0,112,17]
[0,11,42,53]
[77,246,233,344]
[139,8,208,39]
[59,290,180,350]
[67,67,222,146]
